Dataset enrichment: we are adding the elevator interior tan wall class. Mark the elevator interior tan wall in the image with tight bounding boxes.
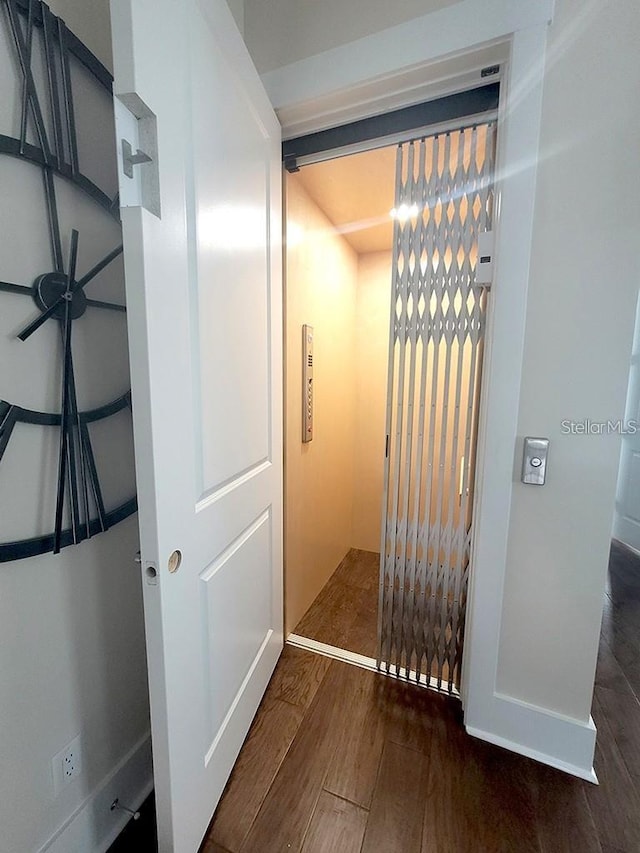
[285,177,358,634]
[351,251,391,552]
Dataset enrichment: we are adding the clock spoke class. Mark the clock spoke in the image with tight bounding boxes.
[86,297,126,313]
[64,342,82,543]
[67,346,91,541]
[53,291,72,553]
[54,229,93,547]
[42,168,64,273]
[0,280,32,297]
[0,402,18,465]
[73,244,124,292]
[52,417,69,550]
[58,229,93,544]
[17,298,60,341]
[68,228,79,283]
[65,416,81,543]
[80,421,108,531]
[53,234,77,553]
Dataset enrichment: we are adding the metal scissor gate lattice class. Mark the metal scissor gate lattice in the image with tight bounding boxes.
[377,123,496,693]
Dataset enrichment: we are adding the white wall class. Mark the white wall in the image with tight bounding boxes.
[244,0,456,73]
[46,0,113,68]
[496,0,640,720]
[612,294,640,551]
[226,0,244,36]
[0,3,150,851]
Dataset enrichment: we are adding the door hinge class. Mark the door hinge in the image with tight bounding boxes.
[121,139,152,179]
[114,93,161,217]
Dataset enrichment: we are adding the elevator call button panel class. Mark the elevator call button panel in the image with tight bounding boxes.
[521,437,549,485]
[302,325,314,443]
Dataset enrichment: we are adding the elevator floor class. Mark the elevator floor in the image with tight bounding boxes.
[293,549,379,657]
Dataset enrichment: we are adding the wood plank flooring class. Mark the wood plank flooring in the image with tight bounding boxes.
[294,549,379,657]
[199,539,640,853]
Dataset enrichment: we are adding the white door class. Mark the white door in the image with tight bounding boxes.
[614,292,640,551]
[110,1,283,851]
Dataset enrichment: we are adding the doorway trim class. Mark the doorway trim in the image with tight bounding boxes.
[287,633,458,696]
[266,0,599,781]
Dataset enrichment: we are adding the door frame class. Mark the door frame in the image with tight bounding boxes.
[281,87,499,663]
[613,289,640,550]
[265,1,596,779]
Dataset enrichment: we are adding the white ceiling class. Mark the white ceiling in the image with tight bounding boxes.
[290,144,397,255]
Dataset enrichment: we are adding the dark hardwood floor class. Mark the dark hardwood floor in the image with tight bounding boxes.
[201,539,640,853]
[294,549,379,657]
[110,540,640,851]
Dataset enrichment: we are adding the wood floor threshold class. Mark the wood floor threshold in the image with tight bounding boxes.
[286,633,460,698]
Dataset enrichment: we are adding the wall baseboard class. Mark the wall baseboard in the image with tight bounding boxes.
[466,693,598,783]
[38,732,153,853]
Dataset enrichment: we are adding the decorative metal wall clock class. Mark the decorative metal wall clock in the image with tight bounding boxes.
[0,0,137,561]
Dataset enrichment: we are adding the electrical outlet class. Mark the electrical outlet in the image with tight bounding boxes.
[52,735,82,793]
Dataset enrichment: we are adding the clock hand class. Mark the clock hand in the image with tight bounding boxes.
[72,243,123,293]
[67,227,79,307]
[61,231,85,543]
[0,281,31,297]
[79,419,108,532]
[52,254,73,552]
[0,402,18,465]
[53,229,78,554]
[85,297,126,313]
[17,243,124,341]
[66,232,98,541]
[67,346,91,540]
[54,231,112,547]
[0,280,125,312]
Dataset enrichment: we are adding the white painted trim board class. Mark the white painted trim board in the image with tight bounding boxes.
[37,732,153,853]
